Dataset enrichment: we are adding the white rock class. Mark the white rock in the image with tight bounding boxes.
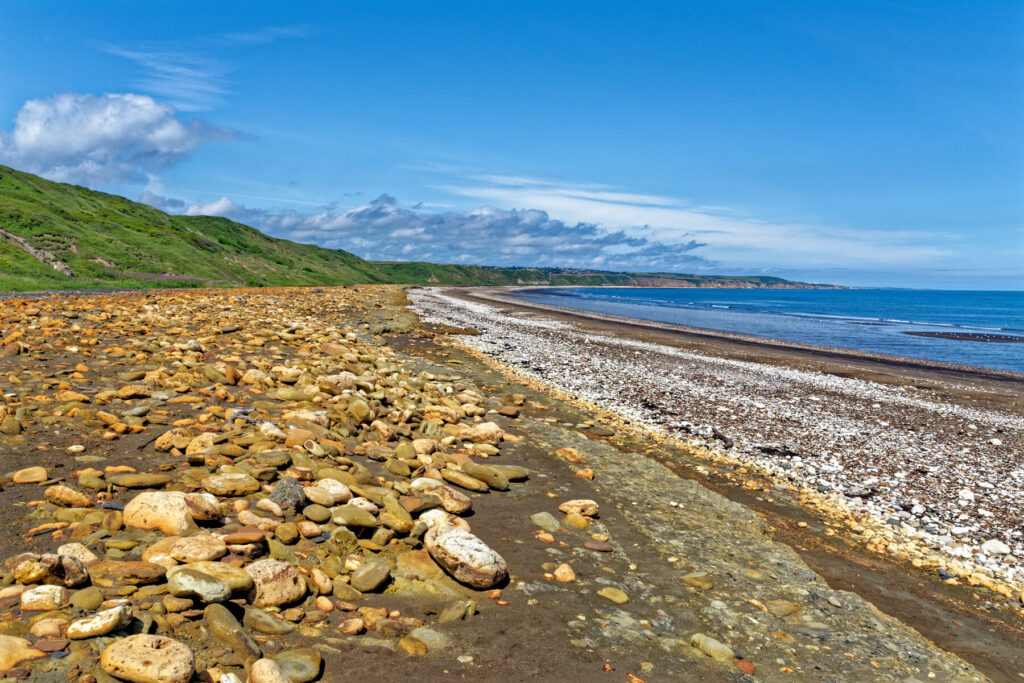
[958,488,974,502]
[248,657,292,683]
[57,542,99,565]
[101,634,195,683]
[245,560,307,607]
[20,585,70,611]
[424,525,507,588]
[981,539,1011,555]
[124,491,198,536]
[68,605,132,639]
[314,478,352,504]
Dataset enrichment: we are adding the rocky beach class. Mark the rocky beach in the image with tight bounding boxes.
[0,284,1017,681]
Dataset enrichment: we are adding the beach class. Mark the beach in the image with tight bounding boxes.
[411,287,1024,588]
[0,284,1019,681]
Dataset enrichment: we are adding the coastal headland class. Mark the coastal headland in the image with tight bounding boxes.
[0,285,1018,681]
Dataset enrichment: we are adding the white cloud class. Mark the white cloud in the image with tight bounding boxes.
[444,175,950,269]
[0,93,235,185]
[143,192,708,271]
[104,45,230,111]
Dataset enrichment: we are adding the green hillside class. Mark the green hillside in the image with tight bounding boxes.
[0,165,828,291]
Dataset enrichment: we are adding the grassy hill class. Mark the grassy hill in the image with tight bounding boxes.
[0,165,828,291]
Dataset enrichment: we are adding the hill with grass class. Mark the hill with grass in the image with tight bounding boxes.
[0,165,832,291]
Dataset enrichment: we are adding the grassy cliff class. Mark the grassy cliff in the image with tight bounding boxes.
[0,165,826,291]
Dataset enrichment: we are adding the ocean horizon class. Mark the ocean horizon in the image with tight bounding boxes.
[511,287,1024,374]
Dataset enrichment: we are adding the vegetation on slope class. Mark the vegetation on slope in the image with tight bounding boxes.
[0,165,826,291]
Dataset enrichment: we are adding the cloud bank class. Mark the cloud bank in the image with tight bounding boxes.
[0,93,235,185]
[144,193,708,271]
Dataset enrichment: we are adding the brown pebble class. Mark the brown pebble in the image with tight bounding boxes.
[584,540,613,552]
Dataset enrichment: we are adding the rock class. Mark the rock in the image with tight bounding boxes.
[20,585,70,610]
[205,603,261,660]
[154,428,193,452]
[184,492,222,521]
[332,505,377,528]
[272,648,322,683]
[558,499,598,517]
[248,658,292,683]
[243,607,296,635]
[87,560,166,587]
[397,635,427,656]
[11,467,46,484]
[203,473,260,497]
[269,477,305,513]
[246,560,307,607]
[169,534,227,562]
[0,635,45,672]
[108,473,173,488]
[597,587,628,604]
[70,586,104,611]
[982,539,1011,555]
[302,504,330,523]
[409,479,472,514]
[350,559,391,593]
[555,447,586,464]
[765,599,804,617]
[167,561,253,592]
[530,512,560,532]
[553,563,576,583]
[124,492,198,536]
[313,479,351,504]
[275,523,299,544]
[57,542,99,565]
[441,469,489,493]
[168,568,231,603]
[44,485,93,508]
[461,462,509,491]
[691,633,735,663]
[67,605,132,639]
[10,552,87,587]
[682,572,714,590]
[100,634,195,683]
[425,526,507,588]
[584,540,613,552]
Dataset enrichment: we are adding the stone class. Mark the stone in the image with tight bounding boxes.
[765,599,804,618]
[691,633,735,663]
[167,561,254,592]
[302,504,331,523]
[275,523,299,544]
[20,585,70,611]
[314,479,352,504]
[124,492,198,536]
[553,564,576,583]
[302,487,333,507]
[597,587,628,604]
[272,648,322,683]
[269,477,305,513]
[57,542,99,565]
[982,539,1011,555]
[332,505,377,528]
[425,526,507,588]
[243,607,296,635]
[441,469,489,492]
[461,461,509,491]
[203,473,260,497]
[0,635,45,672]
[246,560,307,607]
[248,658,292,683]
[10,552,87,587]
[530,512,560,532]
[100,634,195,683]
[350,559,391,593]
[69,587,104,611]
[44,485,93,508]
[168,568,231,603]
[682,572,714,590]
[108,473,172,488]
[184,493,223,521]
[409,478,472,515]
[205,603,261,660]
[169,534,227,562]
[88,561,166,587]
[67,605,132,639]
[397,635,427,656]
[11,467,46,484]
[555,447,586,464]
[558,499,599,517]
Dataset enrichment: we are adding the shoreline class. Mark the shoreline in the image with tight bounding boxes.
[459,285,1024,414]
[410,287,1024,594]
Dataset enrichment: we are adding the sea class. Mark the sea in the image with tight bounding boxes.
[510,288,1024,374]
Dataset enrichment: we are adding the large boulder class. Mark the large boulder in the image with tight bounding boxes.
[100,634,195,683]
[425,526,507,588]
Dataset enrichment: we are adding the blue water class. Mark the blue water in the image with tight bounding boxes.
[511,288,1024,373]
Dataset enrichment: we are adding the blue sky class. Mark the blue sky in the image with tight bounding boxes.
[1,1,1021,288]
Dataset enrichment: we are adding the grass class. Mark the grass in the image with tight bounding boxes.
[0,164,823,292]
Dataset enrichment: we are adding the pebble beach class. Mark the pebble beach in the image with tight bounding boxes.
[411,287,1024,588]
